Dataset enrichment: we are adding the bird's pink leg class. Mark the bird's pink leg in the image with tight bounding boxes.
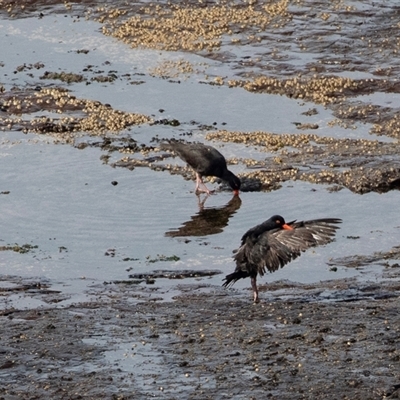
[251,277,259,303]
[195,173,214,194]
[196,193,210,210]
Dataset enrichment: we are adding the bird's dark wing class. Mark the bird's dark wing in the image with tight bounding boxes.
[265,218,342,272]
[184,145,227,176]
[277,218,342,249]
[161,142,227,176]
[234,233,300,276]
[235,218,342,275]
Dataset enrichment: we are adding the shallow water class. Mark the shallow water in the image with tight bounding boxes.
[1,11,399,307]
[1,133,398,298]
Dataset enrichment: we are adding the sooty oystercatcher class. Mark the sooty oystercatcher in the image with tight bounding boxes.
[160,140,241,195]
[223,215,342,302]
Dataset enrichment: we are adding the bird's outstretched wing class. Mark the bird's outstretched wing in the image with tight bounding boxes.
[235,218,342,275]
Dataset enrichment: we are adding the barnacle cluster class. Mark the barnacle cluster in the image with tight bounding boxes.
[0,87,150,143]
[206,130,381,154]
[205,129,399,194]
[149,60,205,79]
[228,76,368,105]
[98,0,291,52]
[371,114,400,138]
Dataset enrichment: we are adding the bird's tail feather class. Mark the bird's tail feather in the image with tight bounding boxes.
[222,270,249,288]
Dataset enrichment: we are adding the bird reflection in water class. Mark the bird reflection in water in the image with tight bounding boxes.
[165,194,242,237]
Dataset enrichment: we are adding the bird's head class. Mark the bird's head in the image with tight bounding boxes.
[270,215,293,230]
[229,175,241,195]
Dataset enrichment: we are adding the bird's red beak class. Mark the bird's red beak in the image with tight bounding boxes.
[282,224,293,230]
[233,190,240,196]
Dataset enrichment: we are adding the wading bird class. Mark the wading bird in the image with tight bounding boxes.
[160,140,241,195]
[223,215,342,302]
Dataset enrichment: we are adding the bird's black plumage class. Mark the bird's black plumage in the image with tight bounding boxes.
[160,140,241,194]
[223,215,342,302]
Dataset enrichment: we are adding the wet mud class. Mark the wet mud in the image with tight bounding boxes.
[1,245,400,399]
[1,268,400,399]
[1,1,400,399]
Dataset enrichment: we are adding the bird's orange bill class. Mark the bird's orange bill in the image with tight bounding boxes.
[233,190,240,196]
[282,224,293,230]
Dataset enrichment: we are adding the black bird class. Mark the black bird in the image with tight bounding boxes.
[160,140,241,195]
[223,215,342,302]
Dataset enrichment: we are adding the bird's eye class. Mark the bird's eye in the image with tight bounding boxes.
[276,220,281,224]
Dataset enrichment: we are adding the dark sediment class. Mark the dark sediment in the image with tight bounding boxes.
[1,272,399,399]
